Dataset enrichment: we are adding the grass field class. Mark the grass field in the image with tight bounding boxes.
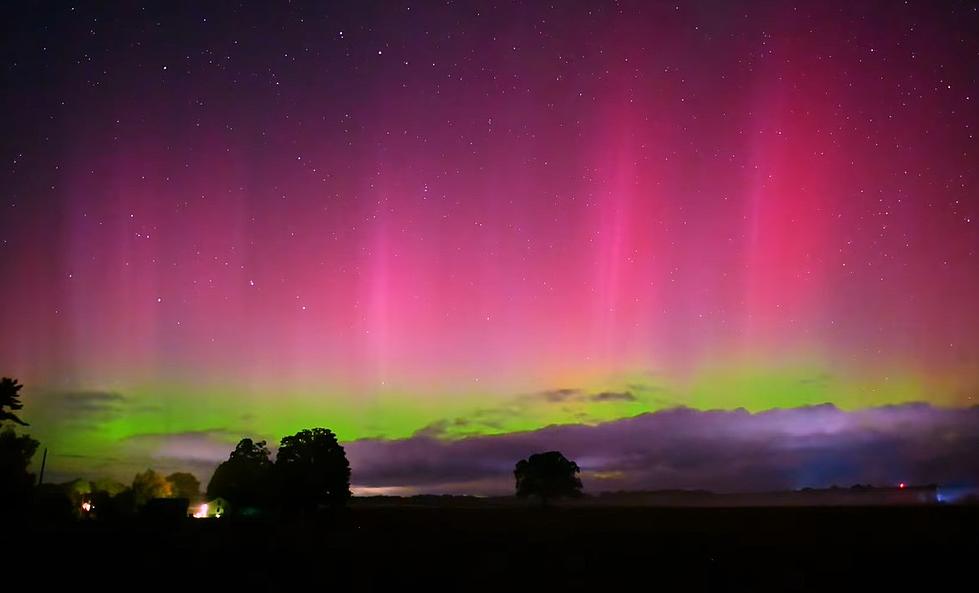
[17,505,979,591]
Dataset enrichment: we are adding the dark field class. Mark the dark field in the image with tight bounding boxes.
[17,505,979,591]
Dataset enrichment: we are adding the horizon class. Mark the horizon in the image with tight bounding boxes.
[22,399,979,497]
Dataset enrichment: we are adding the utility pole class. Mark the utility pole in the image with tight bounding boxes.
[37,447,47,485]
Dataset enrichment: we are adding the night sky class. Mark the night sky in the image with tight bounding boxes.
[2,1,977,493]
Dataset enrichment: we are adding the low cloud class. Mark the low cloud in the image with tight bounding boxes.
[527,387,637,405]
[88,428,262,484]
[123,429,248,463]
[40,429,249,486]
[536,388,581,403]
[590,391,636,402]
[345,403,979,495]
[50,401,979,497]
[413,387,648,438]
[32,390,128,429]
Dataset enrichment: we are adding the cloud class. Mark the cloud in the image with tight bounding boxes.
[590,391,636,402]
[798,372,832,386]
[524,388,637,403]
[60,391,126,409]
[344,403,979,495]
[84,428,259,484]
[41,429,253,486]
[33,390,128,428]
[535,388,581,403]
[122,428,248,463]
[412,386,648,438]
[526,387,637,404]
[56,399,979,497]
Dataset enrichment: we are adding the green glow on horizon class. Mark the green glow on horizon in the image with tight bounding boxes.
[23,357,975,482]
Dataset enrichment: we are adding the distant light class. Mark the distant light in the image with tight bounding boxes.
[899,482,907,489]
[193,503,208,518]
[81,501,92,512]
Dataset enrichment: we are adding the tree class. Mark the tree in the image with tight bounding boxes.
[0,427,39,511]
[0,377,38,515]
[61,478,93,510]
[207,438,274,510]
[131,468,172,508]
[275,428,351,512]
[166,472,201,500]
[0,377,28,426]
[91,477,127,496]
[514,451,583,505]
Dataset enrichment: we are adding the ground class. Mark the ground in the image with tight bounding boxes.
[14,505,978,591]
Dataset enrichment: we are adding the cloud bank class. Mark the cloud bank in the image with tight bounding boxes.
[344,403,979,495]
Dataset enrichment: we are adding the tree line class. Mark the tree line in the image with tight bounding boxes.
[2,377,583,520]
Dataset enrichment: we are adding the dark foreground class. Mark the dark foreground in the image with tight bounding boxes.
[15,505,979,592]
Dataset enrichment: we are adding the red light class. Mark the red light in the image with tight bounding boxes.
[899,482,906,489]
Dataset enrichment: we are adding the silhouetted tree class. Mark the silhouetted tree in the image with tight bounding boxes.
[33,483,74,523]
[207,438,274,510]
[82,479,128,518]
[166,472,201,500]
[91,477,127,496]
[61,478,92,512]
[0,427,39,512]
[0,377,28,426]
[514,451,583,505]
[131,468,172,508]
[106,488,137,517]
[0,377,38,515]
[275,428,351,512]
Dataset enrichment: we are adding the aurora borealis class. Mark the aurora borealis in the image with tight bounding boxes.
[1,1,977,491]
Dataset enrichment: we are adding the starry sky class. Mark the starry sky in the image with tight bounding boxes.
[1,1,978,491]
